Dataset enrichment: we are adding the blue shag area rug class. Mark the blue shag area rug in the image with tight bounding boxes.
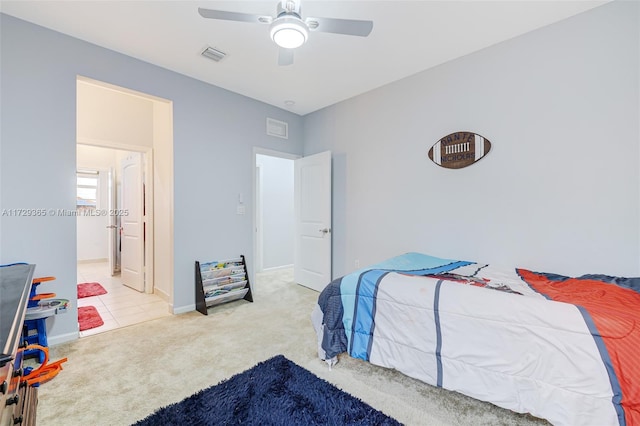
[133,355,401,425]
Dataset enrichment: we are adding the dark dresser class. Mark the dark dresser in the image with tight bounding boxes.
[0,264,36,426]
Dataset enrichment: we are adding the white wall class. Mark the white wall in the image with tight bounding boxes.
[77,144,118,170]
[77,80,154,146]
[76,172,109,262]
[256,154,294,269]
[304,1,640,278]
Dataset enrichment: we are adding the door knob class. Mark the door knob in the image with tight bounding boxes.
[106,225,117,229]
[318,228,331,234]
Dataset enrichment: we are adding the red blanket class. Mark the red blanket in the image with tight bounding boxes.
[519,269,640,425]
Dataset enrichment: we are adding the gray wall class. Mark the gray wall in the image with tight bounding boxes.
[0,14,304,342]
[304,1,640,278]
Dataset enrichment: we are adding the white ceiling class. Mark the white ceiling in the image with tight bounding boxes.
[0,1,608,115]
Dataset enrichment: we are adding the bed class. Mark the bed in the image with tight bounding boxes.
[311,252,640,426]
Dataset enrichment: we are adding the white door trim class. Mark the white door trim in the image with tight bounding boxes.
[255,164,263,273]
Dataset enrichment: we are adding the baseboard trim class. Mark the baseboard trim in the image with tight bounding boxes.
[48,331,79,346]
[77,258,108,264]
[154,288,170,302]
[172,304,195,315]
[261,264,293,272]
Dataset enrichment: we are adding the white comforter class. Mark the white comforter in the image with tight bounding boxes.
[313,253,632,426]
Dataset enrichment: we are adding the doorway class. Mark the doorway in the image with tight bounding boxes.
[76,75,174,337]
[254,151,297,274]
[76,145,169,337]
[253,148,333,292]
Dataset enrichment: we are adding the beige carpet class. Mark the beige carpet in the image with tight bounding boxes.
[37,268,548,426]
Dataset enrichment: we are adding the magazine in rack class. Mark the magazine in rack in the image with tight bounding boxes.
[195,255,253,315]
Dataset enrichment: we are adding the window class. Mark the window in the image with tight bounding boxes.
[77,171,98,211]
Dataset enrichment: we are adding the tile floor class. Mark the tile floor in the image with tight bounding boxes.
[77,261,171,337]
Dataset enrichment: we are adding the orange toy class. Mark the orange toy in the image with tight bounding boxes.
[18,344,68,386]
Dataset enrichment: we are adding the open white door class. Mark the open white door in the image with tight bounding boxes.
[294,151,332,292]
[121,153,145,292]
[106,168,118,276]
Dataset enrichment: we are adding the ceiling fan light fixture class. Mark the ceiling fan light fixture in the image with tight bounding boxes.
[270,17,308,49]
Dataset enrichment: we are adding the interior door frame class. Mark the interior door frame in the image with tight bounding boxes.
[77,138,154,294]
[107,167,117,276]
[252,148,300,282]
[255,163,263,273]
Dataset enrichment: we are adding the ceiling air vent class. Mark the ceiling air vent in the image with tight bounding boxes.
[201,46,226,62]
[266,118,288,139]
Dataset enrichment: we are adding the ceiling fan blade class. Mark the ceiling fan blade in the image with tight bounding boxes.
[305,16,373,37]
[278,48,294,66]
[198,8,272,24]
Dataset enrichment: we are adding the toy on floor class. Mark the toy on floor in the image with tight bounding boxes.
[18,344,68,387]
[23,276,69,363]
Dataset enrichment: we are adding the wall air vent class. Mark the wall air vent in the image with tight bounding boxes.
[266,118,288,139]
[201,46,226,62]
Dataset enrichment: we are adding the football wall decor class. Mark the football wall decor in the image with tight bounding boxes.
[428,131,491,169]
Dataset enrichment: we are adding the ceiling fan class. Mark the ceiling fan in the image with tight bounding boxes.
[198,0,373,66]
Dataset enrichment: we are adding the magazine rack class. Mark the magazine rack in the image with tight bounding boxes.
[195,255,253,315]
